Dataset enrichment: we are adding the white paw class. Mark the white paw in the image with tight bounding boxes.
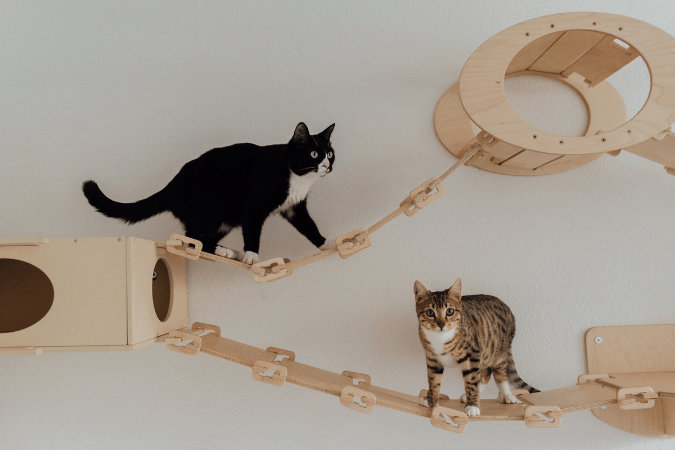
[502,393,519,404]
[242,251,260,265]
[419,397,430,407]
[319,239,334,251]
[215,246,240,260]
[459,394,467,403]
[464,405,480,416]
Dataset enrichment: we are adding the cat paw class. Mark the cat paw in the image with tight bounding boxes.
[215,246,240,260]
[419,397,430,407]
[501,393,519,404]
[242,251,260,265]
[459,394,467,403]
[319,240,334,251]
[464,405,481,416]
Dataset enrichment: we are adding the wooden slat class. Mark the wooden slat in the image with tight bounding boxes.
[599,372,675,396]
[625,131,675,171]
[0,237,49,247]
[530,30,605,74]
[506,31,564,75]
[562,35,639,86]
[519,382,618,413]
[485,140,524,162]
[501,150,562,169]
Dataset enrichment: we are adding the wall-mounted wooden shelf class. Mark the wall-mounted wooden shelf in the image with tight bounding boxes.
[435,12,675,177]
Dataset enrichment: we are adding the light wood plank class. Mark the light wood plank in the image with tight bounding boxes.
[563,35,640,86]
[530,30,605,74]
[506,31,564,74]
[625,131,675,171]
[519,382,617,413]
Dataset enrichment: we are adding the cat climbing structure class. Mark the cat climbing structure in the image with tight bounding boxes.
[1,10,674,440]
[435,12,675,176]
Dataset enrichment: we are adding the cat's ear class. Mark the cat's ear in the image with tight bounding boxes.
[448,278,462,300]
[291,122,310,145]
[318,123,335,141]
[414,280,430,303]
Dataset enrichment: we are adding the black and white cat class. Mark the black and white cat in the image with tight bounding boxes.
[83,122,335,264]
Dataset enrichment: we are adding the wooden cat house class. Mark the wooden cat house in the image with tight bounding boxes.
[0,237,187,354]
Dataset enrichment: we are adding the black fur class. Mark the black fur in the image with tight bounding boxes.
[83,122,335,256]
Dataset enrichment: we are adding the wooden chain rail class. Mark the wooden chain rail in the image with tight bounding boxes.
[157,137,493,283]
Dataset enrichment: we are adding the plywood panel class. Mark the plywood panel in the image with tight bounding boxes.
[0,238,128,347]
[530,30,605,74]
[563,35,640,86]
[519,382,617,413]
[625,131,675,171]
[128,238,188,345]
[599,372,675,396]
[586,324,675,374]
[506,31,564,74]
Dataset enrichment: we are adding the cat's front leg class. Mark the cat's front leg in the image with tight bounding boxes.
[459,359,482,416]
[241,213,266,265]
[421,357,444,408]
[281,200,326,249]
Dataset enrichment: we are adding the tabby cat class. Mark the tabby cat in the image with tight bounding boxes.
[83,122,335,264]
[414,278,539,416]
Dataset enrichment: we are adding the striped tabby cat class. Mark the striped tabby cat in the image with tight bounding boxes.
[415,278,539,416]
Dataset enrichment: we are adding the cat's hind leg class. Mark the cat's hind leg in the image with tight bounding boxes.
[493,360,519,404]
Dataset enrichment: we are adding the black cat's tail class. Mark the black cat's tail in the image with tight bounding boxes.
[82,180,168,225]
[506,350,540,393]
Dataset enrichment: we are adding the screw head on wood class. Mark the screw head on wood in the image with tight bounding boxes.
[595,337,603,344]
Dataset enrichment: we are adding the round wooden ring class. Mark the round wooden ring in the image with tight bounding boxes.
[459,12,675,155]
[434,70,626,175]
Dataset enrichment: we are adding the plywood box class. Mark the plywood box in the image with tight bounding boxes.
[0,237,187,353]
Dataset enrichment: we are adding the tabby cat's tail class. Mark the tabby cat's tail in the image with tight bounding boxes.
[82,180,168,225]
[506,350,540,393]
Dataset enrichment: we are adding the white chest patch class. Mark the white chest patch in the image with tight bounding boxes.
[277,170,318,213]
[423,328,458,367]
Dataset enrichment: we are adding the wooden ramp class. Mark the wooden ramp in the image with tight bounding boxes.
[164,322,672,434]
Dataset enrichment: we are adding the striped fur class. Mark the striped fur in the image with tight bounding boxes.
[415,278,539,416]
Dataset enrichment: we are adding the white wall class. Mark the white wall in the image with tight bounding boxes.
[1,1,674,448]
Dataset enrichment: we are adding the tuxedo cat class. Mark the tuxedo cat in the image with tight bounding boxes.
[83,122,335,264]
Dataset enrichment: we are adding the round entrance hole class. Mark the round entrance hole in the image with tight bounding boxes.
[505,31,650,137]
[152,259,172,322]
[0,259,54,333]
[505,75,589,137]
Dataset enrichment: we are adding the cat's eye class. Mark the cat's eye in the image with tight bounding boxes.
[310,151,318,158]
[425,309,435,317]
[327,151,333,158]
[446,308,454,316]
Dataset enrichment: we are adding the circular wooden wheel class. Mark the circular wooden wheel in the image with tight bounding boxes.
[436,12,675,176]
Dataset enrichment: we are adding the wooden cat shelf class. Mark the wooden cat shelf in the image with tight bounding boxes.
[435,12,675,176]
